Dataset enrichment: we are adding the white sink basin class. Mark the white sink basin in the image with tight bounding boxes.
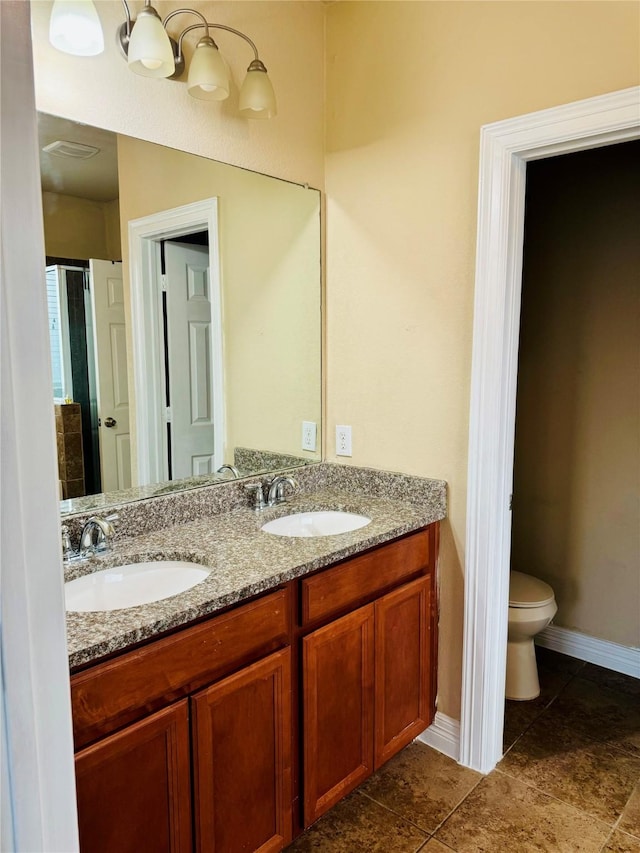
[65,561,211,612]
[261,511,371,538]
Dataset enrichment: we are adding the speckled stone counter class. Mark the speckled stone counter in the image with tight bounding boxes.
[65,465,447,670]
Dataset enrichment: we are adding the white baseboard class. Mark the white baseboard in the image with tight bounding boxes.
[417,712,460,761]
[536,625,640,678]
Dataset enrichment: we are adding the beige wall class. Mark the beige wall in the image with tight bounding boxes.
[512,142,640,649]
[324,2,640,718]
[117,135,321,468]
[42,191,121,260]
[104,198,122,261]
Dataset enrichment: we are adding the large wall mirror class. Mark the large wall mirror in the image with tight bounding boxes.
[39,113,322,516]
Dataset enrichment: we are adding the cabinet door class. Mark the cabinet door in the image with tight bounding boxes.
[303,604,375,826]
[75,700,191,853]
[192,647,292,853]
[374,576,431,768]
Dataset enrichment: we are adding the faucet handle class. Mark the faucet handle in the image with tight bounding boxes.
[104,512,119,532]
[244,482,266,511]
[61,524,75,562]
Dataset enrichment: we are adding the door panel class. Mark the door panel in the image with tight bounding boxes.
[303,605,375,826]
[375,577,431,768]
[90,258,131,492]
[165,241,220,479]
[192,647,292,853]
[75,700,192,853]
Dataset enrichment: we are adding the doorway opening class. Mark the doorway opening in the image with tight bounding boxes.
[128,198,224,487]
[46,256,131,497]
[460,87,640,774]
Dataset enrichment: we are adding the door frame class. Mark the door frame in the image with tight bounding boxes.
[460,86,640,774]
[128,198,225,485]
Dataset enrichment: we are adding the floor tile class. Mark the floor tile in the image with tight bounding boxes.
[535,646,584,677]
[285,790,427,853]
[603,831,640,853]
[503,664,572,750]
[499,718,640,824]
[503,648,582,751]
[359,742,481,833]
[435,770,610,852]
[580,663,640,699]
[545,677,640,756]
[420,840,457,852]
[619,784,640,838]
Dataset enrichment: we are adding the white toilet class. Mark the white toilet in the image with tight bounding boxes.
[506,571,557,701]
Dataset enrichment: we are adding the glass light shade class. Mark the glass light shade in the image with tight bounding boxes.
[49,0,104,57]
[127,7,175,78]
[239,68,277,119]
[187,39,230,101]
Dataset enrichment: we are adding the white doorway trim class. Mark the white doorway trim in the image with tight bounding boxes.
[128,198,225,485]
[460,86,640,774]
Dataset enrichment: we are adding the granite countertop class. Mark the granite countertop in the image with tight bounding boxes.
[65,468,447,670]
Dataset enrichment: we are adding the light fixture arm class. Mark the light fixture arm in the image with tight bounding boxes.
[176,22,262,65]
[163,8,210,43]
[121,0,132,37]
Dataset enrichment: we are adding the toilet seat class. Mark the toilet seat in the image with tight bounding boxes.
[509,570,555,608]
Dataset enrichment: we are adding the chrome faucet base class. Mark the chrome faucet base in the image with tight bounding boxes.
[62,514,119,564]
[267,476,297,507]
[217,464,241,479]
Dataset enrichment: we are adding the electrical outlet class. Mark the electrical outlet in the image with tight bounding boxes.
[302,421,317,452]
[336,425,352,457]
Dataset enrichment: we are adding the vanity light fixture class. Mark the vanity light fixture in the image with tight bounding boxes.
[49,0,104,57]
[120,1,277,116]
[48,1,277,117]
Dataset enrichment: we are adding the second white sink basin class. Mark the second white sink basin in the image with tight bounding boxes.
[261,510,371,538]
[65,561,211,612]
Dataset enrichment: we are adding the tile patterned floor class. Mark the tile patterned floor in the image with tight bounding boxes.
[286,650,640,852]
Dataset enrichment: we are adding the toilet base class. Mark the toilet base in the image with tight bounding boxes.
[506,637,540,701]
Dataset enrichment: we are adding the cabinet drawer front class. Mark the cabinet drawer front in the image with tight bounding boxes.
[72,587,290,749]
[301,530,430,626]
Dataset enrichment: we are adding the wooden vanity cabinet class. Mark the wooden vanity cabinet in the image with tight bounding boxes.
[301,528,436,827]
[71,524,438,852]
[72,588,292,853]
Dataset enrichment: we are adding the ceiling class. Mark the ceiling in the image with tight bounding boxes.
[38,113,119,202]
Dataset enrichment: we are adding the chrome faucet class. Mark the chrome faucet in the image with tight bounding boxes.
[78,514,119,558]
[216,464,241,479]
[267,476,297,507]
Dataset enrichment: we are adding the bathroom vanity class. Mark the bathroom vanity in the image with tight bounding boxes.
[64,464,446,852]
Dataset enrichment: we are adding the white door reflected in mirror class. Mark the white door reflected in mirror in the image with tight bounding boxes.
[90,259,131,492]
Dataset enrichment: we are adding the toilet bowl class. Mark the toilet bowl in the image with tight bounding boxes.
[506,571,557,700]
